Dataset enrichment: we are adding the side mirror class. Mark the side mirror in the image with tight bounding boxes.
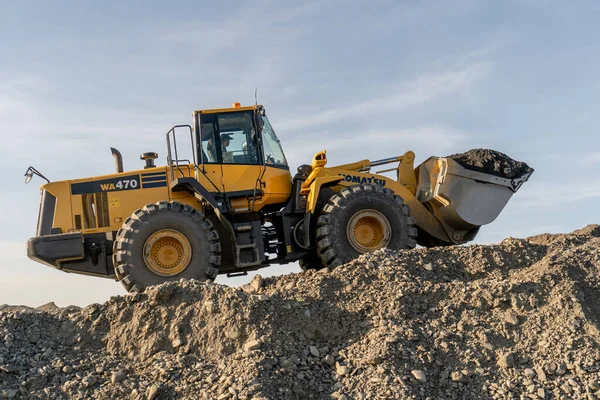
[23,166,50,184]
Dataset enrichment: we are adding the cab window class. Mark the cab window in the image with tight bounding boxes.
[200,111,260,164]
[200,120,217,163]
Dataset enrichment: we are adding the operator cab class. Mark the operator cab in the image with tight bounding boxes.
[194,104,288,168]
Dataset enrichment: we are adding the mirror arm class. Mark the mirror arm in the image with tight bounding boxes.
[24,166,50,184]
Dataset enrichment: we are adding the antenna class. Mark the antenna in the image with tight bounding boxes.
[254,88,258,105]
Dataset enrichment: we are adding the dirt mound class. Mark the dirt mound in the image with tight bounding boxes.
[1,226,600,399]
[449,148,533,179]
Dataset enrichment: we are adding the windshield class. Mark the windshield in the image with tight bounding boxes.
[261,115,288,167]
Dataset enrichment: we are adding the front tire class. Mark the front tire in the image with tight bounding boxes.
[315,184,417,268]
[299,251,326,271]
[113,201,221,292]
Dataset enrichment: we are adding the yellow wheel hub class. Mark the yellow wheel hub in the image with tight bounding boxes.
[346,210,392,253]
[143,229,192,277]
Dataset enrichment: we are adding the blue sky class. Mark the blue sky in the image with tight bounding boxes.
[1,0,598,306]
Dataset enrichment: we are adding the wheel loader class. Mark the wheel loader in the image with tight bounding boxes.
[25,103,533,292]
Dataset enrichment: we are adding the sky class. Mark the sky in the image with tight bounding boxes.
[1,0,599,307]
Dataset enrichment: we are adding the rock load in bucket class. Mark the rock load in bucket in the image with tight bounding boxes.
[1,225,600,399]
[449,148,534,179]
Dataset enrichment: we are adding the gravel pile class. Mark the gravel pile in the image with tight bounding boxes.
[449,149,533,179]
[2,225,600,399]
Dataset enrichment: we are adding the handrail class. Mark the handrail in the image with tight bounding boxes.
[165,124,222,194]
[166,125,195,181]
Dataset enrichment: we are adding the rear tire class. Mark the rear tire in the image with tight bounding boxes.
[315,184,417,268]
[113,201,221,292]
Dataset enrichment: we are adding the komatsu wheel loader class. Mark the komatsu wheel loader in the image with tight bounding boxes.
[25,103,533,292]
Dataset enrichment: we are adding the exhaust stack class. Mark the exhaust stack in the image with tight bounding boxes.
[110,147,124,173]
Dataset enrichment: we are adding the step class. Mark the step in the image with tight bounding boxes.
[237,243,257,250]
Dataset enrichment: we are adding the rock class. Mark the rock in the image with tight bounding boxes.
[535,367,547,382]
[545,363,557,375]
[36,302,60,312]
[309,346,320,358]
[556,363,567,375]
[519,355,530,364]
[146,384,160,400]
[411,370,427,383]
[336,363,348,376]
[225,328,241,339]
[111,370,127,384]
[324,355,335,366]
[203,300,217,313]
[567,378,580,388]
[250,275,264,292]
[524,368,536,379]
[497,353,515,369]
[82,374,97,388]
[243,340,260,352]
[0,364,19,373]
[279,358,295,370]
[505,312,519,325]
[450,371,465,383]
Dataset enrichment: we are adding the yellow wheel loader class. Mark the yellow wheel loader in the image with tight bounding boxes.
[25,103,533,292]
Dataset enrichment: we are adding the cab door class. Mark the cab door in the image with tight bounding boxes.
[195,120,223,195]
[199,111,262,199]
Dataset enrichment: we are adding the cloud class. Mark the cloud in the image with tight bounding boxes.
[273,56,491,167]
[576,152,600,165]
[282,124,471,168]
[544,151,600,166]
[0,75,173,169]
[277,61,493,133]
[511,181,600,209]
[159,0,336,50]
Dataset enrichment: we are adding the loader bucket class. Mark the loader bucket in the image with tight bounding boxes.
[415,157,533,240]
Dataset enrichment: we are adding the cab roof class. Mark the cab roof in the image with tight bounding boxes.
[194,104,261,115]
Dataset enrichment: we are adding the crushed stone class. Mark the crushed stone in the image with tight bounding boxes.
[1,225,599,399]
[449,148,533,179]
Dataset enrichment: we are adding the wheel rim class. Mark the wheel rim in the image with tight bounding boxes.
[346,209,392,253]
[143,229,192,277]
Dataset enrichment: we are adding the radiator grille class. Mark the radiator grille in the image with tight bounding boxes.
[74,214,82,230]
[82,194,96,229]
[95,193,110,228]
